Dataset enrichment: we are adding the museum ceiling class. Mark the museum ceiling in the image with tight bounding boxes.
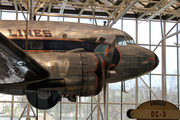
[0,0,180,26]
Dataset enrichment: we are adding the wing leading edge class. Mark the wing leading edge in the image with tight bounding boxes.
[0,32,49,84]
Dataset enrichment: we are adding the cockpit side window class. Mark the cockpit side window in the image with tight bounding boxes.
[127,39,135,45]
[116,36,127,45]
[116,35,135,45]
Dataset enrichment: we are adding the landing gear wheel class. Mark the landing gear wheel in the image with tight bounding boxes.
[26,91,61,109]
[37,91,51,100]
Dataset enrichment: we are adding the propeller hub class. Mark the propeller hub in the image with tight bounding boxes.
[106,70,117,79]
[154,53,159,69]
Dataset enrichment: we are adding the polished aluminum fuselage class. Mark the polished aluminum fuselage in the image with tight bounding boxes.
[0,20,158,96]
[1,20,125,41]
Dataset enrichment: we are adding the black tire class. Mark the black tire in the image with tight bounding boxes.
[26,91,61,109]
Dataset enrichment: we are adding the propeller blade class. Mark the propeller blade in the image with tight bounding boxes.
[103,39,116,120]
[105,39,116,71]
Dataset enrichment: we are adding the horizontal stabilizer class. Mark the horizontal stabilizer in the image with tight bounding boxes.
[0,32,49,84]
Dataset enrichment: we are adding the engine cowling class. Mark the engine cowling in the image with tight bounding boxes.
[29,52,105,97]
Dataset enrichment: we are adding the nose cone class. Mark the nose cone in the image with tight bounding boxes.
[106,45,160,83]
[154,53,159,69]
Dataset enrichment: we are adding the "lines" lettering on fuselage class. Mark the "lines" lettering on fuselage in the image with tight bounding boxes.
[7,29,53,37]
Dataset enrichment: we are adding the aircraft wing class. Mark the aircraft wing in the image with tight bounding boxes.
[0,32,49,84]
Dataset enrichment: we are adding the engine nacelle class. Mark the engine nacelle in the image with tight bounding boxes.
[29,52,105,97]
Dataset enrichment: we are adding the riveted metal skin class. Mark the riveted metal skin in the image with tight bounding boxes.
[0,20,131,43]
[108,45,158,83]
[29,52,104,96]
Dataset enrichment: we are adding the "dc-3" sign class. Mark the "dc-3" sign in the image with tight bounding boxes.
[127,100,179,120]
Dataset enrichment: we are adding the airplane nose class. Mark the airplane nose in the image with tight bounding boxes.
[154,53,159,69]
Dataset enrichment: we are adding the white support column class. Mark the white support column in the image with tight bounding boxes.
[11,95,14,120]
[136,19,139,107]
[0,9,2,20]
[136,78,138,108]
[136,19,138,45]
[149,21,152,100]
[178,23,180,107]
[97,94,100,120]
[76,96,78,120]
[162,21,166,101]
[107,84,109,120]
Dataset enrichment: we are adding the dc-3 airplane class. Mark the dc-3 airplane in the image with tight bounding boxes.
[0,20,159,109]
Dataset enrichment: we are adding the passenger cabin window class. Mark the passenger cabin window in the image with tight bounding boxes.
[116,35,135,45]
[30,41,42,49]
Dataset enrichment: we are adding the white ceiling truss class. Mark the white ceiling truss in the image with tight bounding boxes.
[0,0,180,26]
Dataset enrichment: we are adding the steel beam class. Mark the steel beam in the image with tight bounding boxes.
[112,0,117,17]
[59,0,68,15]
[34,0,40,11]
[17,0,27,21]
[108,0,139,27]
[153,19,180,52]
[19,0,29,12]
[38,3,49,21]
[79,0,90,16]
[30,0,34,20]
[137,0,164,20]
[93,0,115,19]
[35,13,112,20]
[165,7,180,21]
[34,0,47,14]
[165,8,180,21]
[146,0,176,21]
[47,2,52,21]
[13,0,18,20]
[140,77,159,100]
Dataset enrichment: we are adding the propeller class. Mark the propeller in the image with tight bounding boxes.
[103,39,116,120]
[105,40,116,71]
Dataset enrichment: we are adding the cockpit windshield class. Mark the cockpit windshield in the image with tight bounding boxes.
[116,35,135,45]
